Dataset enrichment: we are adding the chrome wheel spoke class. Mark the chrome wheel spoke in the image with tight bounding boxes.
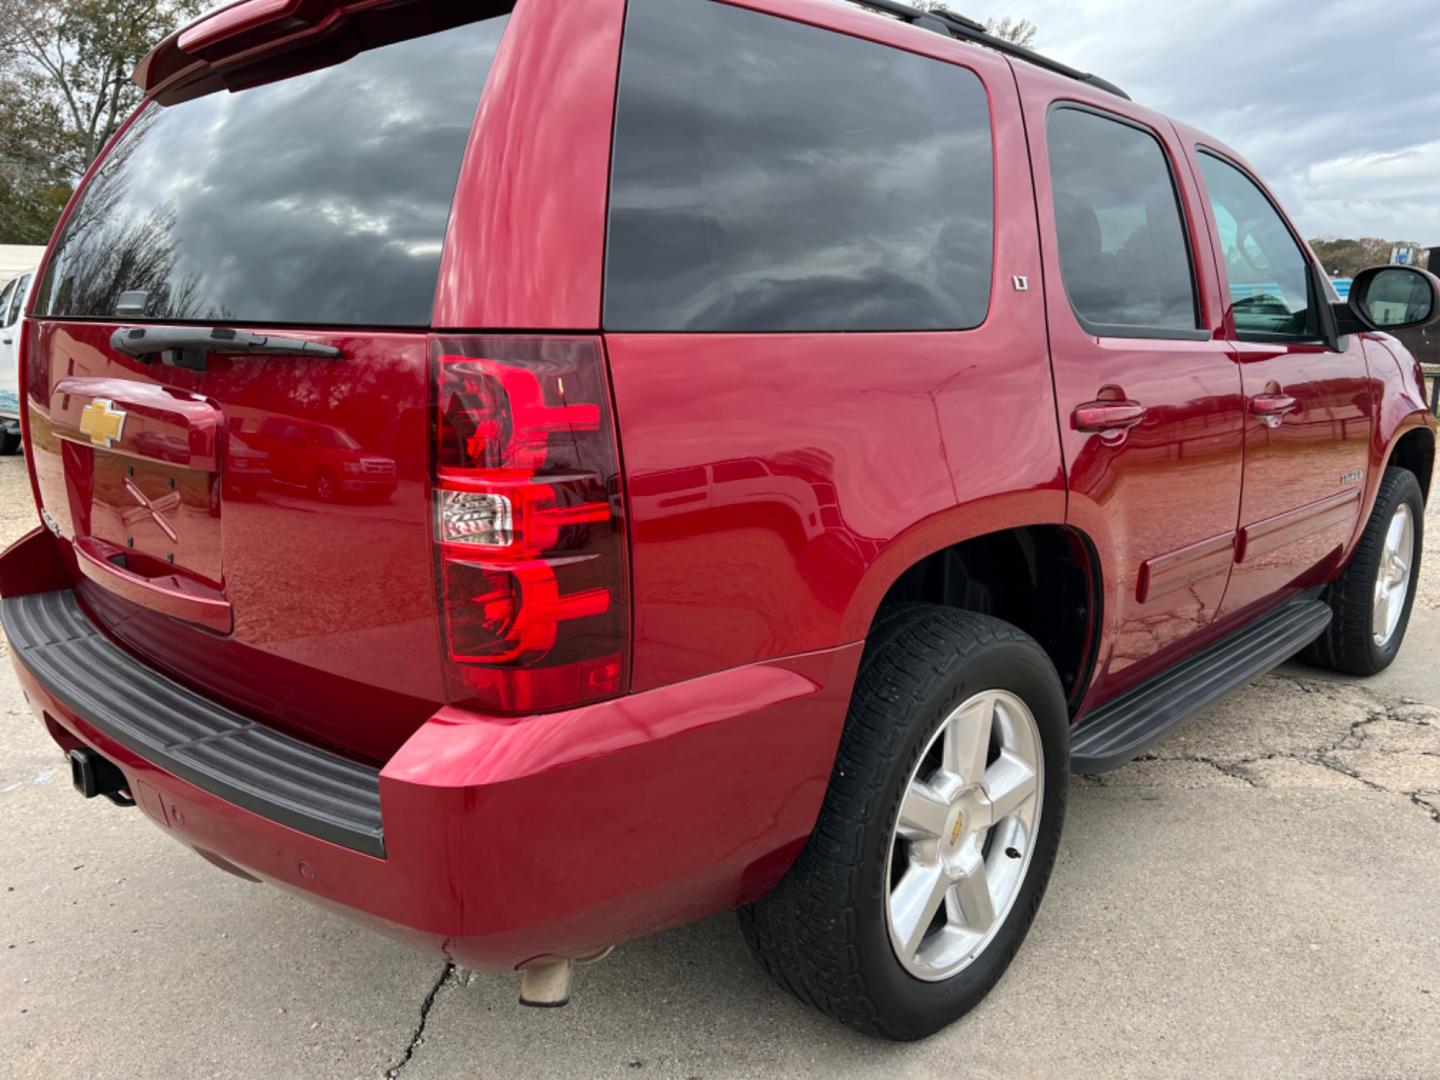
[949,850,996,934]
[897,780,950,842]
[985,751,1038,821]
[891,862,948,959]
[1373,504,1416,647]
[943,694,993,784]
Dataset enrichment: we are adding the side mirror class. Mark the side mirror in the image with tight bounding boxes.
[1344,265,1440,333]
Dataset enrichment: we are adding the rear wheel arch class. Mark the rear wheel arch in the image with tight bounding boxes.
[855,525,1103,712]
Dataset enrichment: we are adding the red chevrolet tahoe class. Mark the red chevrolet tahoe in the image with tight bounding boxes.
[4,0,1438,1040]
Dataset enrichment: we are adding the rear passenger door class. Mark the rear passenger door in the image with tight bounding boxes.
[1014,72,1246,704]
[1183,146,1372,621]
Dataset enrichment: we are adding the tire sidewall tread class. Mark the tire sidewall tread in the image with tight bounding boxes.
[1306,467,1424,676]
[741,604,1069,1040]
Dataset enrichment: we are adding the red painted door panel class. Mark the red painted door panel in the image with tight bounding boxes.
[1220,339,1372,616]
[1177,138,1374,621]
[1013,69,1246,706]
[1057,337,1244,695]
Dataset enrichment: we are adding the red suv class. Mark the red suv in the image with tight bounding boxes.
[245,417,398,502]
[4,0,1438,1040]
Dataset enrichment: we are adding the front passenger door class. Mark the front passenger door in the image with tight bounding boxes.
[1191,151,1372,622]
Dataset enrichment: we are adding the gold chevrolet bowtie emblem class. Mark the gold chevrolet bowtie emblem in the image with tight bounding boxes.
[79,399,127,448]
[949,812,965,847]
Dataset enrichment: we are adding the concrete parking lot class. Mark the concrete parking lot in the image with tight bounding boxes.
[1,450,1437,1079]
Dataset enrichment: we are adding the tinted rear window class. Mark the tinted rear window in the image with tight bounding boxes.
[36,17,509,328]
[605,0,994,333]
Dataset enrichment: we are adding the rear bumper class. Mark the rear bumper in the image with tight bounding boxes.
[1,536,859,969]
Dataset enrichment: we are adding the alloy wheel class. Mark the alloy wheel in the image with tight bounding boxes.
[1372,503,1415,648]
[885,690,1043,981]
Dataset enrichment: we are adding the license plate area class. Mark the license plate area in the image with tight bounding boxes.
[89,456,223,587]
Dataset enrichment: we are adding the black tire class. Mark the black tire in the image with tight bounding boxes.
[739,604,1069,1040]
[0,429,19,455]
[1302,466,1424,676]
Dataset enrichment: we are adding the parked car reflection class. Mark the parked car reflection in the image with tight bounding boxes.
[222,431,273,500]
[631,450,882,611]
[239,417,397,503]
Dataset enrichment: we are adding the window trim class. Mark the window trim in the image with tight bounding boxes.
[1045,101,1209,343]
[1194,146,1330,347]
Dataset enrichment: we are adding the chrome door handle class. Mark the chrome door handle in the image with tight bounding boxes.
[1250,393,1298,427]
[1073,400,1147,445]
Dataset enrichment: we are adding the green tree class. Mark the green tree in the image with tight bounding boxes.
[0,67,74,243]
[0,0,202,243]
[1309,237,1428,279]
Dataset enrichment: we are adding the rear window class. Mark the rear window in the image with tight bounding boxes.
[35,16,509,328]
[605,0,994,334]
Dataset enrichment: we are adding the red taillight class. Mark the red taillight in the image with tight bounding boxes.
[431,337,627,713]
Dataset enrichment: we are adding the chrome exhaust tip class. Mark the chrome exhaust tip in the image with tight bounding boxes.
[517,947,614,1008]
[518,959,573,1008]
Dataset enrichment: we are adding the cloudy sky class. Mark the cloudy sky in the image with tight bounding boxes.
[961,0,1440,245]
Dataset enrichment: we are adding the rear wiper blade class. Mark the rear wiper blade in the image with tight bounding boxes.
[110,326,344,371]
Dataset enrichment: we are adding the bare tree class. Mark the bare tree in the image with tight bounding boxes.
[982,16,1038,47]
[913,3,1039,46]
[0,0,203,173]
[0,0,201,241]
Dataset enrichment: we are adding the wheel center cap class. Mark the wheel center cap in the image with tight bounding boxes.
[942,790,992,854]
[948,810,966,848]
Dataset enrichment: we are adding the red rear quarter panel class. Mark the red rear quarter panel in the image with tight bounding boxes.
[601,3,1065,691]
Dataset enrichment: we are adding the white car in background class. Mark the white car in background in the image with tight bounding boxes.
[0,267,37,455]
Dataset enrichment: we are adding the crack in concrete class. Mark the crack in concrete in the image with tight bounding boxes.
[1412,794,1440,823]
[1122,673,1440,825]
[385,962,455,1078]
[1131,751,1260,786]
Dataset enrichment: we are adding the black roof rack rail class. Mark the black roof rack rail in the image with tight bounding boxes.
[846,0,1131,101]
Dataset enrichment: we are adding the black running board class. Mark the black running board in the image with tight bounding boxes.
[1070,596,1332,774]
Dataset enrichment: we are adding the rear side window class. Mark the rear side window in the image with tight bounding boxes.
[35,17,510,328]
[605,0,994,333]
[1047,106,1200,337]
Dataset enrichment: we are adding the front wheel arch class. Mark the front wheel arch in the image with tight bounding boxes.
[1384,422,1435,504]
